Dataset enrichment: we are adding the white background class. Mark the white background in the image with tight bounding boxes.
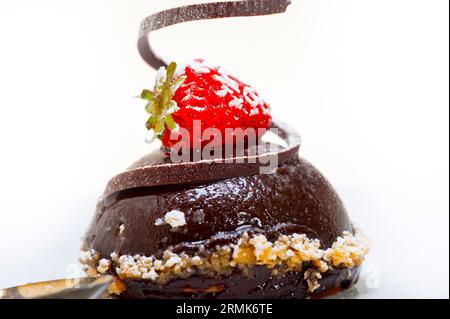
[0,0,448,298]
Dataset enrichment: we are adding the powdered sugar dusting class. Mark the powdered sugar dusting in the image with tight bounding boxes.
[189,60,212,74]
[172,60,270,119]
[229,97,244,109]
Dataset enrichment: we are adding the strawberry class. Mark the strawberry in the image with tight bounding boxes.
[140,59,271,149]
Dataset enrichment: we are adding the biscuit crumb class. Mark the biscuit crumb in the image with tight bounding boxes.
[155,210,187,229]
[118,224,125,235]
[80,229,369,287]
[97,259,111,274]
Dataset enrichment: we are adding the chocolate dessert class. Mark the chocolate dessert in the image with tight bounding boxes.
[81,0,369,299]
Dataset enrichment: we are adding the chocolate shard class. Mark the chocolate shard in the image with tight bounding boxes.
[103,120,300,196]
[138,0,292,70]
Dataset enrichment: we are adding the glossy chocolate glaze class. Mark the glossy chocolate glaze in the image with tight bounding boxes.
[84,156,352,258]
[120,266,361,299]
[83,126,357,299]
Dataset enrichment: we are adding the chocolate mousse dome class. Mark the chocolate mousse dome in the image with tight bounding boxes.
[81,144,367,299]
[84,156,352,257]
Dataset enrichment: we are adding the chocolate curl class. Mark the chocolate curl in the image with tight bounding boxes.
[138,0,291,70]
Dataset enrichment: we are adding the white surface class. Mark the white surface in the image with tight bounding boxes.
[0,0,448,298]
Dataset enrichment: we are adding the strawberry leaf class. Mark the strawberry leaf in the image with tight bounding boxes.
[141,89,154,101]
[165,114,177,131]
[145,116,156,130]
[154,119,164,135]
[166,62,177,84]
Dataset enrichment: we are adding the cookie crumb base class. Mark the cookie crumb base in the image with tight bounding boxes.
[116,265,361,299]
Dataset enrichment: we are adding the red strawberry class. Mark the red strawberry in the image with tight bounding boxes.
[140,59,271,149]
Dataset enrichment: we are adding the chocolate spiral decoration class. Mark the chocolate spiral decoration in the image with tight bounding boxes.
[138,0,291,70]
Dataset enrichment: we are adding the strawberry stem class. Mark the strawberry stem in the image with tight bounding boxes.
[139,62,185,141]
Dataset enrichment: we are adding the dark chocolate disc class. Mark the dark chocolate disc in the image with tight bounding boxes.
[104,120,300,196]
